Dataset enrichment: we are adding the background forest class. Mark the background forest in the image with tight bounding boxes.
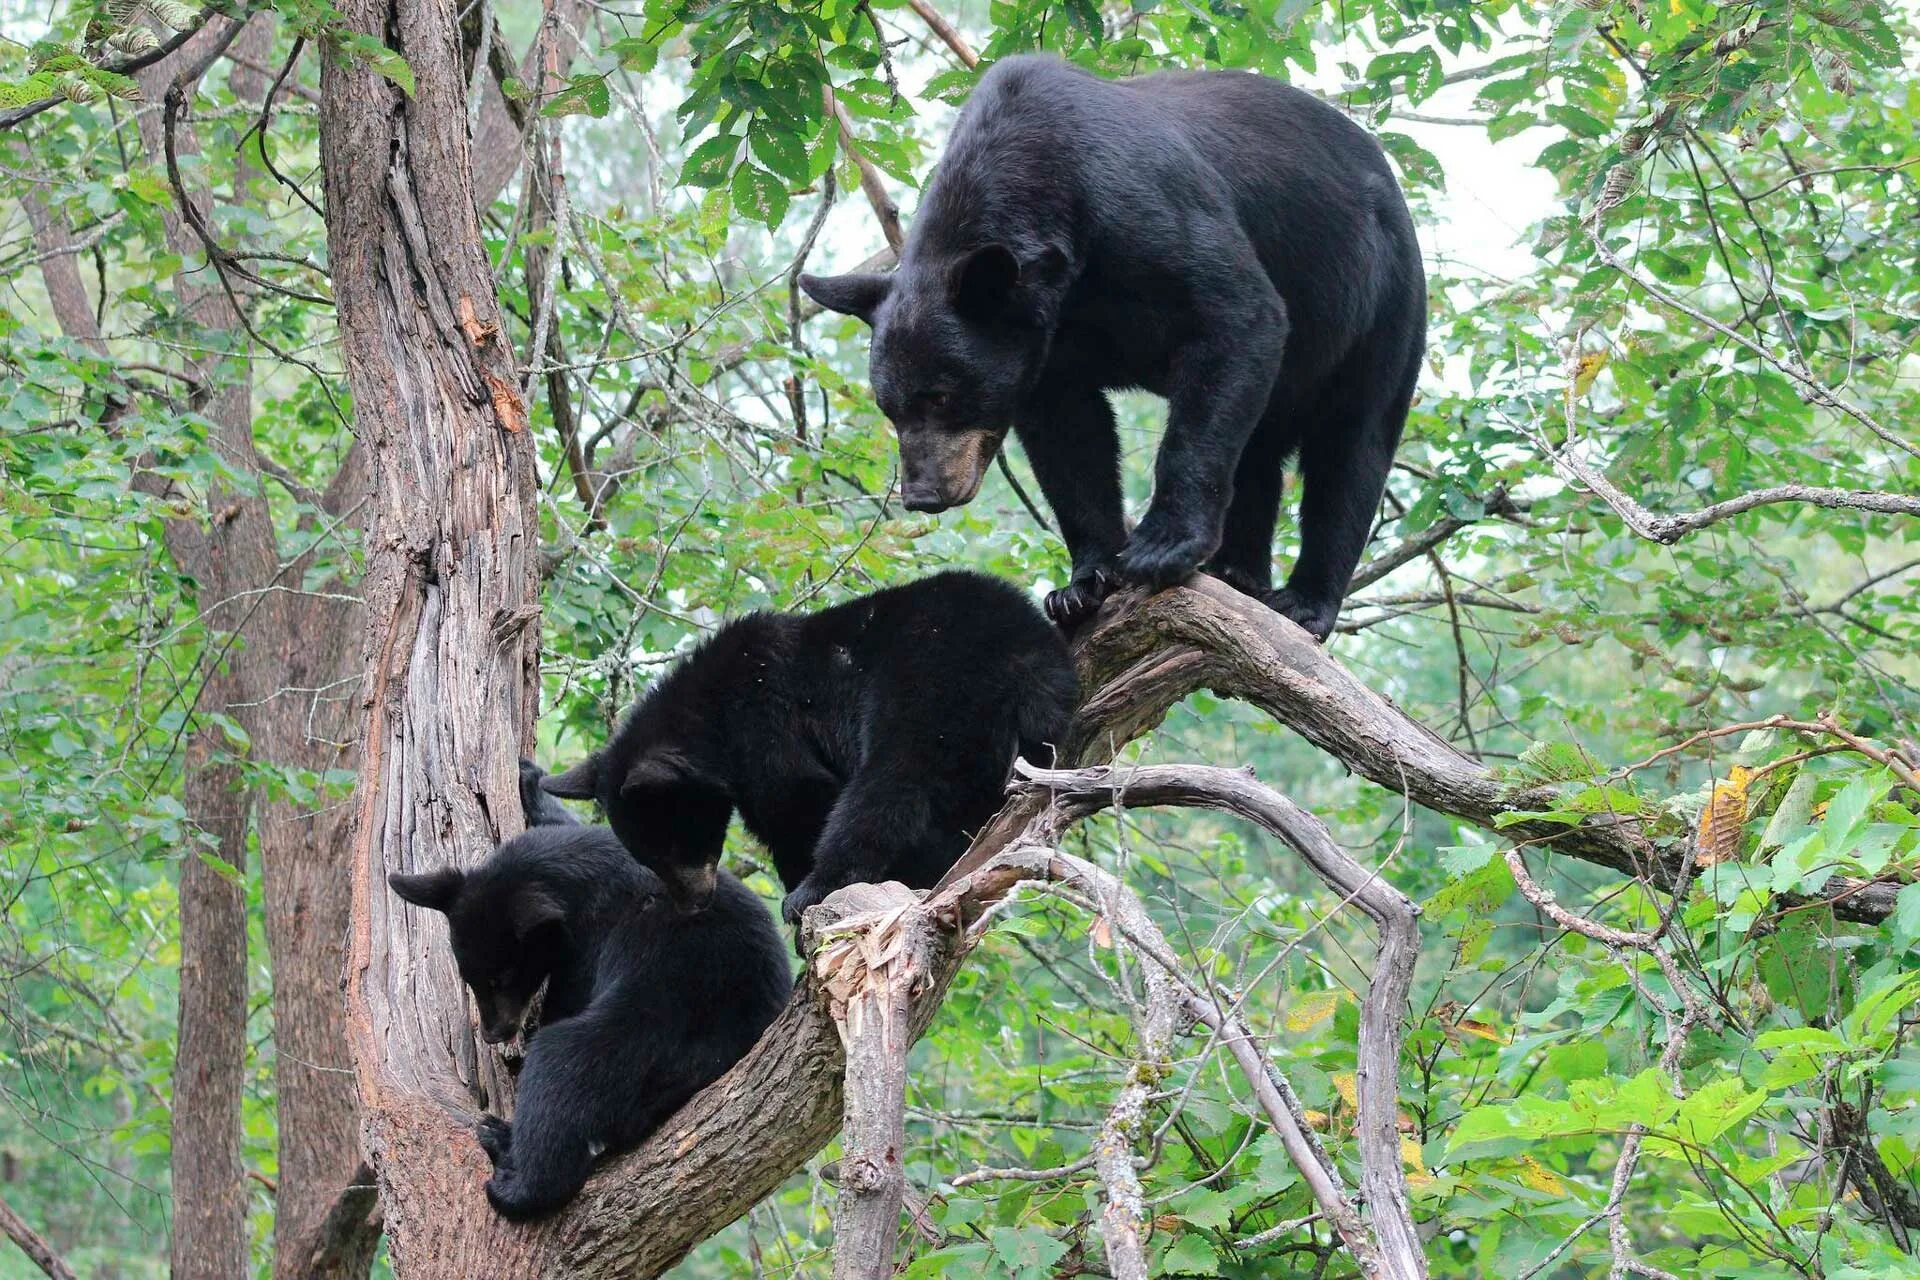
[2,0,1918,1273]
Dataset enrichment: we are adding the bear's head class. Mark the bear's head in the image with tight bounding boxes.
[540,747,731,915]
[800,242,1069,513]
[388,862,566,1044]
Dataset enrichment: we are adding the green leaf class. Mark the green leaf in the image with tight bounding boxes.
[729,162,790,227]
[681,133,740,189]
[1161,1234,1221,1275]
[748,120,810,184]
[608,36,660,73]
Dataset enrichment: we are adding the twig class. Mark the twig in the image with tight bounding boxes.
[827,90,903,253]
[1583,221,1920,462]
[0,3,239,132]
[906,0,979,67]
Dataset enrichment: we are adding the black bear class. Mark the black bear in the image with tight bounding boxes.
[388,764,790,1220]
[541,570,1076,924]
[800,55,1426,641]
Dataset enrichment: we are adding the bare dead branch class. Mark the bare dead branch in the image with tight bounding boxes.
[1535,355,1920,542]
[1013,761,1427,1280]
[814,887,938,1280]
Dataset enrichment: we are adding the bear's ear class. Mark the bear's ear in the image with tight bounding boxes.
[799,271,892,324]
[389,867,465,914]
[950,244,1022,323]
[951,243,1068,327]
[510,886,566,939]
[539,755,601,800]
[620,746,725,798]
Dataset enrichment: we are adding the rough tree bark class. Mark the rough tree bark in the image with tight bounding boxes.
[319,0,546,1268]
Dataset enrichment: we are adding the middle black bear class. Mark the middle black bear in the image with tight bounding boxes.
[388,764,791,1219]
[800,54,1427,641]
[542,569,1077,924]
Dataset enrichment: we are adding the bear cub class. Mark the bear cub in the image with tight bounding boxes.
[802,55,1426,640]
[389,762,791,1220]
[542,570,1077,925]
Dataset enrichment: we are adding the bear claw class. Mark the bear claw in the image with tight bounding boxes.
[1044,566,1117,628]
[476,1115,512,1165]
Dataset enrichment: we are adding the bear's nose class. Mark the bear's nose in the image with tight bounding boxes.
[901,484,951,513]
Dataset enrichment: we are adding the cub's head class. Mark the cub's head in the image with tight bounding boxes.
[800,243,1068,513]
[388,863,566,1044]
[541,747,731,915]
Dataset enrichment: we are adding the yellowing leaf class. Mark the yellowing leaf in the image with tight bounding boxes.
[1303,1109,1332,1131]
[1332,1072,1358,1112]
[1571,350,1609,397]
[1285,991,1342,1033]
[1403,1136,1437,1190]
[1697,766,1753,866]
[1518,1155,1564,1194]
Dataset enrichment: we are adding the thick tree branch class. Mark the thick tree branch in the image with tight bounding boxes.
[0,1193,77,1280]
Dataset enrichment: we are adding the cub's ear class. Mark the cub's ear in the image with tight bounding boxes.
[510,886,566,940]
[389,867,465,913]
[799,271,892,324]
[620,745,724,797]
[950,243,1069,327]
[539,755,601,800]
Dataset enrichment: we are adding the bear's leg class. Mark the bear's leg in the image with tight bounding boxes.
[483,1019,617,1220]
[1013,383,1128,628]
[1204,404,1301,601]
[1114,278,1289,596]
[782,776,961,926]
[519,759,582,829]
[1269,336,1419,642]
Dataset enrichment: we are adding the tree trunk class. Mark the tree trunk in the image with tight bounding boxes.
[319,0,544,1268]
[169,741,254,1280]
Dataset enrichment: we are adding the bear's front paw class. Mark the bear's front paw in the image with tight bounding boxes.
[1111,516,1215,592]
[1044,565,1116,628]
[781,875,838,927]
[476,1115,512,1166]
[1264,587,1338,643]
[485,1171,550,1222]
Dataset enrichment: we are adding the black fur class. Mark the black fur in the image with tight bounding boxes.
[388,766,790,1220]
[801,56,1426,641]
[541,570,1076,925]
[520,757,582,828]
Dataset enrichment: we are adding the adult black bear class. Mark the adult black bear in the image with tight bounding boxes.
[388,764,790,1220]
[800,55,1426,641]
[541,570,1076,924]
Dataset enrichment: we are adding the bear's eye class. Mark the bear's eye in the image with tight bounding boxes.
[918,389,950,410]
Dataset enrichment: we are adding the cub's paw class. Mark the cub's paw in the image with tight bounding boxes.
[484,1171,554,1222]
[1264,587,1338,643]
[476,1115,512,1166]
[1111,515,1216,592]
[781,875,838,927]
[1044,565,1117,629]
